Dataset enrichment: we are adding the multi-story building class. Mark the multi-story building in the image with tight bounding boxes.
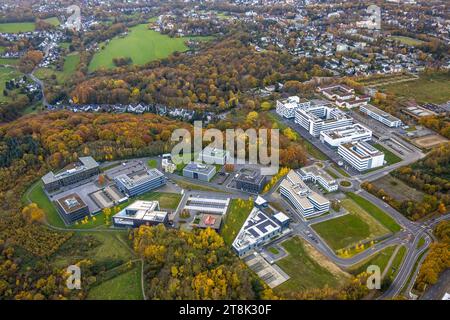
[320,123,372,148]
[276,96,311,119]
[112,200,168,228]
[295,104,353,137]
[279,170,330,218]
[360,104,402,127]
[42,156,100,192]
[183,162,216,182]
[114,168,166,197]
[298,165,338,192]
[338,141,385,171]
[54,193,90,225]
[335,96,370,109]
[198,147,230,165]
[232,207,288,257]
[317,84,355,101]
[234,168,267,194]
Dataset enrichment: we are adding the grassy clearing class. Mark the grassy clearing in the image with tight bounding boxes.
[89,24,212,71]
[0,22,35,33]
[34,53,80,83]
[173,178,223,193]
[0,66,24,103]
[372,175,424,202]
[0,58,19,66]
[147,159,158,169]
[389,36,424,47]
[387,245,406,279]
[380,72,450,104]
[348,245,397,275]
[275,237,346,294]
[87,264,143,300]
[373,143,402,165]
[346,192,401,233]
[221,199,253,246]
[312,198,390,252]
[44,17,60,26]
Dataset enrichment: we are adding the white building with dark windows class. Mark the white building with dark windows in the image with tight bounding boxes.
[112,200,168,228]
[295,104,353,137]
[338,141,385,171]
[276,96,311,119]
[360,104,402,127]
[320,123,372,148]
[279,170,330,218]
[298,165,338,192]
[114,168,166,197]
[198,147,230,165]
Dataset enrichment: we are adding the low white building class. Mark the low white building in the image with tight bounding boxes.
[276,96,311,119]
[338,141,385,171]
[298,165,338,192]
[360,104,402,127]
[320,123,372,148]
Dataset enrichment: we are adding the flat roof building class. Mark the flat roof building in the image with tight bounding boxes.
[317,84,355,101]
[320,123,372,148]
[198,147,230,165]
[194,214,223,231]
[360,104,402,127]
[54,193,90,225]
[338,141,385,171]
[295,104,353,137]
[298,164,338,192]
[183,196,230,215]
[114,168,166,197]
[234,168,267,194]
[42,156,100,192]
[232,207,285,257]
[113,200,168,228]
[183,162,216,182]
[276,96,311,119]
[279,170,330,218]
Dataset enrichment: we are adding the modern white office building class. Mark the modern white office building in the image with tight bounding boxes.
[232,207,285,257]
[295,104,353,137]
[279,170,330,218]
[338,141,385,171]
[360,104,402,127]
[298,164,338,192]
[112,200,168,228]
[276,96,311,119]
[320,123,372,148]
[198,147,230,165]
[114,168,166,197]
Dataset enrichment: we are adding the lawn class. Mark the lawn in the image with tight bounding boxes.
[386,245,406,279]
[0,66,24,103]
[312,198,391,252]
[380,72,450,104]
[44,17,60,26]
[173,178,224,193]
[87,265,143,300]
[221,199,253,246]
[346,192,401,233]
[89,24,212,71]
[147,159,158,169]
[373,143,402,165]
[275,237,346,295]
[389,36,425,47]
[34,53,80,83]
[0,21,35,33]
[0,58,19,66]
[349,245,397,275]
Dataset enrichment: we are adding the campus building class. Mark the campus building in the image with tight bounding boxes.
[338,141,385,171]
[360,104,402,127]
[42,156,100,192]
[114,168,166,197]
[298,164,338,192]
[279,170,330,218]
[232,207,289,257]
[112,200,168,228]
[54,193,90,225]
[234,168,267,194]
[335,96,370,109]
[320,123,372,148]
[198,147,230,165]
[295,104,353,137]
[183,162,216,182]
[276,96,311,119]
[317,84,355,101]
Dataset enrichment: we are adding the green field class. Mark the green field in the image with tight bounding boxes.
[380,72,450,104]
[275,237,347,294]
[389,36,425,47]
[349,245,397,275]
[387,245,406,279]
[373,144,402,165]
[0,66,23,103]
[89,24,211,71]
[147,159,158,169]
[87,265,143,300]
[312,198,390,251]
[345,192,401,233]
[44,17,60,26]
[35,53,80,83]
[0,58,19,66]
[0,21,35,33]
[221,199,253,246]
